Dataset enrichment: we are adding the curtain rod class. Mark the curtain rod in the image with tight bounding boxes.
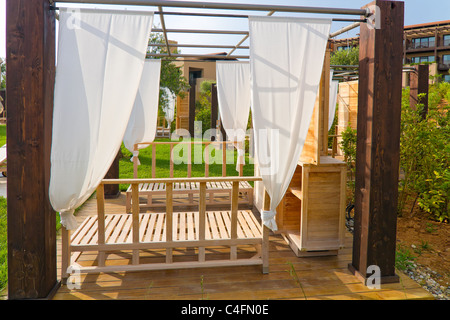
[329,21,361,38]
[53,0,370,17]
[49,6,367,23]
[152,11,366,23]
[152,28,248,35]
[149,43,249,49]
[147,53,248,59]
[331,65,359,69]
[157,6,171,57]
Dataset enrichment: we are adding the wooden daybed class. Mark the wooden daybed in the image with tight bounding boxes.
[61,176,269,281]
[125,140,253,211]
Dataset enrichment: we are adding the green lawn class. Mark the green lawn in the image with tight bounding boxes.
[118,137,255,190]
[0,125,5,147]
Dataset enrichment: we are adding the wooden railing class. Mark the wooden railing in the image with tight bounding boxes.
[156,116,170,137]
[61,176,269,280]
[133,139,249,178]
[328,134,340,158]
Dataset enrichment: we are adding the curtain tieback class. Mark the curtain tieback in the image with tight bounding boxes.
[131,150,141,165]
[262,210,278,231]
[60,209,78,231]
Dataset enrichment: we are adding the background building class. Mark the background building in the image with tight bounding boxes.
[173,53,236,134]
[332,20,450,83]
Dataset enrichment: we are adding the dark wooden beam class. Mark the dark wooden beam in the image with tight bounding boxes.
[409,64,429,119]
[210,83,218,141]
[6,0,58,299]
[349,0,404,285]
[188,79,196,137]
[104,151,121,198]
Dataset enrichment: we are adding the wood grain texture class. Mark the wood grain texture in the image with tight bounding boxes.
[60,177,266,279]
[6,0,58,299]
[51,193,433,301]
[351,0,404,284]
[409,64,429,119]
[299,49,331,165]
[277,156,346,256]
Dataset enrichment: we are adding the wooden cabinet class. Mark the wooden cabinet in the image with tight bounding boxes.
[276,156,347,256]
[253,50,347,257]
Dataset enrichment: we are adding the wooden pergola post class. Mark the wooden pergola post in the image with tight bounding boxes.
[210,83,218,141]
[188,77,196,137]
[349,0,404,285]
[104,151,121,198]
[6,0,59,299]
[6,0,406,298]
[409,64,429,119]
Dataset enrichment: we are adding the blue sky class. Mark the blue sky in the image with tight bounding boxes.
[1,0,450,58]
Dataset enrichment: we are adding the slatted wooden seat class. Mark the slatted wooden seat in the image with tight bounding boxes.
[71,210,262,246]
[61,177,269,279]
[126,180,253,211]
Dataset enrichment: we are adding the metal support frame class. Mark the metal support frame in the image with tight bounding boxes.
[152,28,248,35]
[227,10,275,57]
[157,6,171,57]
[53,0,371,59]
[149,43,249,50]
[54,0,370,17]
[330,21,361,38]
[148,53,248,60]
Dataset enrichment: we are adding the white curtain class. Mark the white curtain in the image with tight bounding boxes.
[216,61,251,170]
[249,16,331,231]
[329,71,339,130]
[123,59,162,163]
[162,87,176,130]
[49,9,154,230]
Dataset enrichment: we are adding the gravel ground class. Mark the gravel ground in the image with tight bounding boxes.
[405,262,449,300]
[345,216,449,300]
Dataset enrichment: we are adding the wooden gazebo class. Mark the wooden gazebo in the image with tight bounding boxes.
[6,0,404,299]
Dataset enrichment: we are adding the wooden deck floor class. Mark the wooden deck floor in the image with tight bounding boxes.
[52,193,434,300]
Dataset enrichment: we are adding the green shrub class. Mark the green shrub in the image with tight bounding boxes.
[195,105,211,134]
[340,126,357,202]
[418,168,450,222]
[395,243,416,271]
[398,82,449,221]
[195,80,215,135]
[330,46,359,66]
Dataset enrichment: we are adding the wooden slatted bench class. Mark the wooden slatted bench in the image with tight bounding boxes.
[126,180,254,211]
[69,210,262,266]
[125,140,253,211]
[61,176,269,281]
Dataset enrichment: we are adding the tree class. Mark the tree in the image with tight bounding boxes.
[330,46,359,67]
[398,83,449,221]
[195,80,215,134]
[147,31,190,117]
